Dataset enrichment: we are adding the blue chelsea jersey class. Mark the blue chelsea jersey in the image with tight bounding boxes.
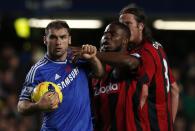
[19,55,93,131]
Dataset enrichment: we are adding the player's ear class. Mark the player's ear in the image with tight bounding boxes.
[43,36,47,45]
[122,38,129,48]
[123,36,129,44]
[68,36,71,45]
[138,23,144,31]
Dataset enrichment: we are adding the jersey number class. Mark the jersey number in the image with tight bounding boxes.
[163,59,170,92]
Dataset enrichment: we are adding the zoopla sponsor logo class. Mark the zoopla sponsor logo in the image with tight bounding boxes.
[94,83,118,96]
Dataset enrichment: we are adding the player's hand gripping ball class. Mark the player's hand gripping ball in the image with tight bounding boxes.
[31,81,63,103]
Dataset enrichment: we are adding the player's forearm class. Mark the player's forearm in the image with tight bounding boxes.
[171,82,180,123]
[89,56,104,78]
[140,84,148,109]
[17,100,40,115]
[96,52,140,70]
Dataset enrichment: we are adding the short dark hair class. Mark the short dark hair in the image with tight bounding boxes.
[120,4,152,41]
[45,20,71,36]
[110,21,131,39]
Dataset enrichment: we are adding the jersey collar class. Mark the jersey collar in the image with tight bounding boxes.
[44,54,67,64]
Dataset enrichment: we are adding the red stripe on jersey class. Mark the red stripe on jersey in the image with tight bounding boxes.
[92,64,127,131]
[126,40,175,131]
[141,41,174,131]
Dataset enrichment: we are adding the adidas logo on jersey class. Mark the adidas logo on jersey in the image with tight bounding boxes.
[55,74,61,80]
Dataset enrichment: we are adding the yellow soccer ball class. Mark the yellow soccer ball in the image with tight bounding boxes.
[31,81,63,103]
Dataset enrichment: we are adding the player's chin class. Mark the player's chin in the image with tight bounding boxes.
[104,47,115,52]
[55,51,64,56]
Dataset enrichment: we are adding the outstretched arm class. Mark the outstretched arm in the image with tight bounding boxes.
[96,51,140,71]
[77,44,104,78]
[70,44,104,77]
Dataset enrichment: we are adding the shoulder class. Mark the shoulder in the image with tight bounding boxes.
[25,57,48,83]
[143,40,163,51]
[31,57,48,72]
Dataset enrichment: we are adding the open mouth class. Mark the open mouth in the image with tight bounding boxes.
[102,40,111,46]
[100,42,112,51]
[55,48,62,52]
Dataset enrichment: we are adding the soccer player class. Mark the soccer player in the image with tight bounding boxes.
[17,20,103,131]
[92,21,141,131]
[119,4,180,131]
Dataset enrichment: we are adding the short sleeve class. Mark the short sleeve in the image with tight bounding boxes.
[19,67,43,101]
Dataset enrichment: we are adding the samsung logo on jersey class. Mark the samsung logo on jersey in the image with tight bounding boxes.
[94,83,118,96]
[58,67,79,89]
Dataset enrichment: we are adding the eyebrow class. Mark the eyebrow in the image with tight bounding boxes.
[50,34,67,38]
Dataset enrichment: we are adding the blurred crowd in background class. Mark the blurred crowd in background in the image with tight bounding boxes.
[0,43,43,131]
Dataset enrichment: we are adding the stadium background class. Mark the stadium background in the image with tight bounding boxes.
[0,0,195,130]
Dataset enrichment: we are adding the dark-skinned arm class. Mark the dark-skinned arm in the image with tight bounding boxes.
[78,45,104,78]
[96,51,140,71]
[69,44,104,78]
[88,56,104,78]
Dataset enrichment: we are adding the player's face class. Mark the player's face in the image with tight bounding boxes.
[44,28,71,60]
[100,24,125,52]
[119,13,143,44]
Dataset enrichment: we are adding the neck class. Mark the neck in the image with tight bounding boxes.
[136,33,143,45]
[121,46,128,52]
[47,53,67,62]
[131,34,144,49]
